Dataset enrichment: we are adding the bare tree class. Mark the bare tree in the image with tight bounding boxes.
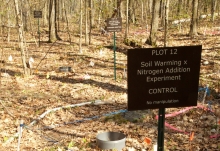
[177,0,182,17]
[211,0,217,22]
[89,0,94,27]
[79,0,82,53]
[125,0,129,39]
[128,0,135,23]
[85,0,88,45]
[117,0,123,17]
[189,0,198,37]
[97,0,103,28]
[14,0,28,75]
[43,1,48,26]
[145,0,160,46]
[89,0,93,44]
[164,0,169,47]
[49,0,61,42]
[21,0,29,31]
[7,1,11,42]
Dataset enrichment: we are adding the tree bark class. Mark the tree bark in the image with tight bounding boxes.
[43,1,48,26]
[97,0,103,28]
[189,0,198,37]
[21,0,28,31]
[79,0,82,53]
[141,0,144,24]
[145,0,160,46]
[89,0,92,44]
[49,0,56,42]
[204,0,208,13]
[49,0,61,43]
[14,0,28,75]
[85,0,88,45]
[7,2,11,42]
[128,0,134,23]
[117,0,122,17]
[89,0,94,27]
[125,0,129,39]
[211,0,217,22]
[148,0,153,18]
[164,0,169,47]
[55,0,61,40]
[177,0,182,17]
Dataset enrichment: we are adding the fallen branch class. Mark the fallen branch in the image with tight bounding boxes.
[3,100,108,144]
[0,99,14,118]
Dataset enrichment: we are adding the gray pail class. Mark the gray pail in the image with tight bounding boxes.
[96,132,126,151]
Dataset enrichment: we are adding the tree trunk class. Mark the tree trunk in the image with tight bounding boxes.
[160,0,165,27]
[85,0,88,45]
[61,0,66,22]
[164,0,169,47]
[89,0,92,44]
[186,0,190,13]
[125,0,129,39]
[128,0,134,23]
[117,0,122,17]
[177,0,182,17]
[43,1,48,26]
[21,0,28,31]
[189,0,198,37]
[211,0,217,22]
[49,0,56,42]
[148,0,153,18]
[204,0,208,13]
[64,2,71,43]
[141,0,144,24]
[56,0,60,32]
[14,0,28,75]
[79,0,82,53]
[97,0,103,28]
[55,0,61,40]
[89,0,94,27]
[49,0,61,42]
[145,0,160,46]
[7,3,11,42]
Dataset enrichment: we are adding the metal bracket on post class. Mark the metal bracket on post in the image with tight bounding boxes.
[157,108,165,151]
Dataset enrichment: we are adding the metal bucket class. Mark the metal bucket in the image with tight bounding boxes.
[96,132,126,151]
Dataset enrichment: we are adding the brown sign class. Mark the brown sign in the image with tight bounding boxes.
[106,18,122,32]
[127,46,202,110]
[34,11,42,18]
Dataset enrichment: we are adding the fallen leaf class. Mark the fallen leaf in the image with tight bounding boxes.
[143,137,152,145]
[189,132,194,141]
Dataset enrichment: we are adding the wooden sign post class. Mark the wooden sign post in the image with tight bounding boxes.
[127,46,202,151]
[34,11,42,47]
[106,18,122,80]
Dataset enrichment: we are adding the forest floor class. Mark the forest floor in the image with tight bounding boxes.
[0,16,220,151]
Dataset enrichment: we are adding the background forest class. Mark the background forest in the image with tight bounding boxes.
[0,0,220,151]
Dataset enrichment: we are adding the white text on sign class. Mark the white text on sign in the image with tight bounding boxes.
[152,49,178,55]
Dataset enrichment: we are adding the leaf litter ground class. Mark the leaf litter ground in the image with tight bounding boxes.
[0,20,220,151]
